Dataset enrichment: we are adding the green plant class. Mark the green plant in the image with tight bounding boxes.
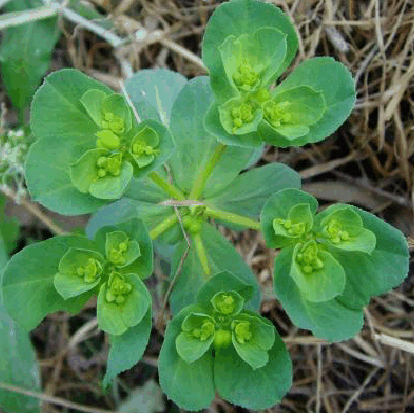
[0,0,60,121]
[0,0,409,411]
[0,194,41,413]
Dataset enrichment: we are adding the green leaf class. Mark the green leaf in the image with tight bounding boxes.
[125,69,187,126]
[291,241,346,302]
[54,248,104,299]
[219,27,287,96]
[0,299,41,413]
[261,188,318,248]
[206,163,301,223]
[2,236,97,330]
[95,217,153,279]
[25,136,107,215]
[316,205,376,254]
[117,379,164,413]
[274,247,364,341]
[176,313,215,364]
[202,0,298,101]
[97,273,150,336]
[0,0,60,111]
[158,306,215,411]
[168,76,261,196]
[331,206,409,311]
[103,307,152,387]
[196,271,253,311]
[259,57,355,147]
[31,69,112,141]
[214,328,292,410]
[79,89,108,125]
[0,194,20,259]
[231,311,275,370]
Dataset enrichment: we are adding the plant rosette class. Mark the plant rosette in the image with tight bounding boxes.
[260,188,410,341]
[85,72,302,315]
[202,0,355,148]
[26,69,175,215]
[159,271,292,411]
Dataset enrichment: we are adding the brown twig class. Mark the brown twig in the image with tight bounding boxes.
[1,185,67,235]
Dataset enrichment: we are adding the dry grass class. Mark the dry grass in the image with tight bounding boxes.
[2,0,414,412]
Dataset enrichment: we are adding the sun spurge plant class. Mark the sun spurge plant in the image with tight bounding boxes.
[159,271,291,411]
[0,0,409,411]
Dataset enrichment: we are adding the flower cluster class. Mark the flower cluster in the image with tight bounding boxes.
[54,218,153,335]
[159,271,292,411]
[202,0,355,148]
[70,89,165,200]
[261,188,409,341]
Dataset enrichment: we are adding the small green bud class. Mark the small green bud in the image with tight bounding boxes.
[132,141,145,155]
[233,117,243,129]
[105,157,121,176]
[263,100,292,128]
[97,168,106,178]
[231,107,240,118]
[74,257,102,283]
[95,154,122,178]
[96,156,107,167]
[233,61,258,89]
[214,329,232,348]
[103,112,124,134]
[214,294,236,315]
[105,272,133,304]
[340,231,349,241]
[95,130,120,150]
[325,219,351,244]
[118,241,128,252]
[296,241,325,274]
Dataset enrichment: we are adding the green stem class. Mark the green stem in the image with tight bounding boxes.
[150,214,179,240]
[204,206,261,231]
[193,233,211,279]
[149,171,185,201]
[189,143,227,200]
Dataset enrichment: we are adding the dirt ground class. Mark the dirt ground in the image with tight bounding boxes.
[2,0,414,412]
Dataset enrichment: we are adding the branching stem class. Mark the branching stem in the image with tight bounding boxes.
[204,206,261,230]
[193,232,211,279]
[149,171,185,201]
[149,213,178,240]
